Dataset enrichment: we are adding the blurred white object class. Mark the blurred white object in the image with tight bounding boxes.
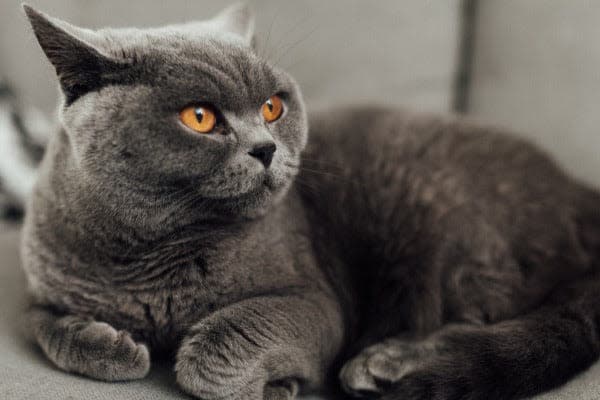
[0,80,50,209]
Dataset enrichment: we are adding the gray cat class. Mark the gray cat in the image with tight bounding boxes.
[20,4,600,400]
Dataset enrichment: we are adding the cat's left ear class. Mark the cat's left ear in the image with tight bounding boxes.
[23,4,128,105]
[210,3,256,47]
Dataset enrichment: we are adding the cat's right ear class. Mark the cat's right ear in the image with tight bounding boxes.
[23,4,126,105]
[210,3,255,47]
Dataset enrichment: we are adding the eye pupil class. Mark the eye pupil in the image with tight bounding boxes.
[194,107,204,123]
[266,100,274,112]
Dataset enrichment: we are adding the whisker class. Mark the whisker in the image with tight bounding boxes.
[296,165,366,189]
[269,13,314,61]
[272,24,321,67]
[284,161,301,168]
[283,52,315,72]
[292,177,321,195]
[296,166,345,179]
[261,5,284,60]
[299,156,344,169]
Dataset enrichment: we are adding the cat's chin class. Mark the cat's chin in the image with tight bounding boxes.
[220,175,292,220]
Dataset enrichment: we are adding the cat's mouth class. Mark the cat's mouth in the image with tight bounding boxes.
[210,171,279,201]
[262,173,277,190]
[199,170,290,219]
[228,170,290,211]
[240,171,279,197]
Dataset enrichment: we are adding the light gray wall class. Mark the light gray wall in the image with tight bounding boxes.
[0,0,460,114]
[469,0,600,187]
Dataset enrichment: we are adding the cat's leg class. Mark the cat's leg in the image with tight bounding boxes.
[175,291,344,400]
[27,305,150,381]
[340,273,600,400]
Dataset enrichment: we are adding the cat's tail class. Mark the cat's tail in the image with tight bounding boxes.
[0,78,49,220]
[380,272,600,400]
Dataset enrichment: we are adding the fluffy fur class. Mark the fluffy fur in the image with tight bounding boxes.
[21,4,600,400]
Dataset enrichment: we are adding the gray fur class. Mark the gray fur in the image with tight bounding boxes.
[20,4,600,400]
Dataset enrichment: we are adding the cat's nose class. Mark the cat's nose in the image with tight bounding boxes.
[248,142,276,168]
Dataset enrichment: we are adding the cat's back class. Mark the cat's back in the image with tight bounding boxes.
[301,105,591,279]
[304,105,578,208]
[307,105,557,170]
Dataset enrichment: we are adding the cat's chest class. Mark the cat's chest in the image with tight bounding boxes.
[121,224,305,290]
[102,220,315,339]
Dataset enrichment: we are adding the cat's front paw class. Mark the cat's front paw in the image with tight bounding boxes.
[175,351,254,400]
[339,336,482,400]
[28,307,150,381]
[175,343,299,400]
[68,321,150,381]
[175,318,301,400]
[264,380,299,400]
[340,338,446,399]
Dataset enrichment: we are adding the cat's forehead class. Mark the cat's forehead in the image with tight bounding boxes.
[98,21,248,50]
[95,28,285,109]
[98,25,251,62]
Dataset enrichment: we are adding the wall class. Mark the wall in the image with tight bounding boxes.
[0,0,459,114]
[469,0,600,187]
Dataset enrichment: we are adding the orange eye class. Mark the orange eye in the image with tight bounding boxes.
[262,95,284,123]
[179,105,217,133]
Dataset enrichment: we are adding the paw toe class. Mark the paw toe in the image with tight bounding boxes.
[264,380,298,400]
[339,355,382,396]
[366,352,413,383]
[124,342,151,379]
[76,322,150,381]
[340,341,426,397]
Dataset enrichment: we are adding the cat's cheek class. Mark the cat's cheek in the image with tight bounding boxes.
[270,181,292,206]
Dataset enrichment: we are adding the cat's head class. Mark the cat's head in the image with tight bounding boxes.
[24,4,307,222]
